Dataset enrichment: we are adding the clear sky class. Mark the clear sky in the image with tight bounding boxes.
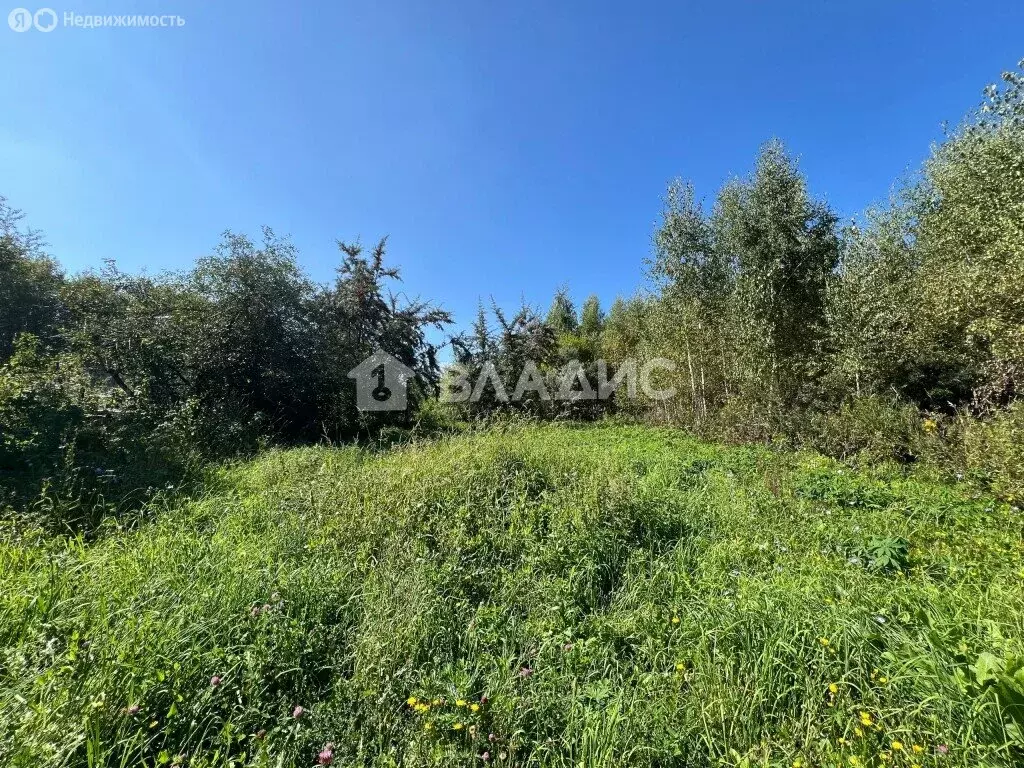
[3,0,1022,336]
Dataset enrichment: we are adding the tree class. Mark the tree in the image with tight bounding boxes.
[457,300,557,417]
[713,140,839,406]
[0,197,62,363]
[545,287,579,336]
[913,60,1024,405]
[648,180,736,421]
[650,180,732,312]
[312,237,451,437]
[60,230,452,451]
[579,296,604,339]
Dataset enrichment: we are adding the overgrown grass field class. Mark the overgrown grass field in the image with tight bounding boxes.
[2,424,1023,767]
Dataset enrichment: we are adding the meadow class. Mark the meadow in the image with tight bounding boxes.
[2,423,1023,767]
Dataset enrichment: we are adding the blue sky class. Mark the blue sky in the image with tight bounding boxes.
[3,0,1022,337]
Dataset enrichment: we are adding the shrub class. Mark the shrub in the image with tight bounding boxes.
[797,395,927,462]
[0,334,191,529]
[947,402,1024,499]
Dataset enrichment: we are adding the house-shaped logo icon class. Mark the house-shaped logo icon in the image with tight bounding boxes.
[347,350,416,411]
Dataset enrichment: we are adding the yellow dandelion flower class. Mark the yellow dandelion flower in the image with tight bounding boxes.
[819,637,831,647]
[879,676,889,684]
[675,663,685,672]
[912,744,923,754]
[432,698,440,706]
[854,727,864,738]
[671,616,680,624]
[891,741,903,751]
[837,737,848,746]
[470,703,480,713]
[849,758,861,767]
[828,683,839,694]
[453,722,464,731]
[793,760,803,768]
[859,711,873,726]
[406,696,418,707]
[456,699,467,707]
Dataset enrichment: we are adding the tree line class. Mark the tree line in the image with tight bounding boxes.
[2,61,1023,525]
[0,225,448,524]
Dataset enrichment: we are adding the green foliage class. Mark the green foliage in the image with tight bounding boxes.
[914,61,1024,397]
[824,204,951,405]
[597,63,1024,502]
[0,197,62,363]
[947,403,1024,499]
[715,140,840,404]
[797,396,927,463]
[857,536,911,575]
[578,295,604,341]
[450,300,559,418]
[650,180,730,313]
[61,231,451,448]
[3,425,1022,766]
[544,287,579,336]
[970,653,1024,744]
[0,334,189,526]
[449,292,618,422]
[600,296,647,366]
[616,141,842,428]
[5,59,1024,768]
[0,223,450,526]
[0,334,87,504]
[819,60,1024,415]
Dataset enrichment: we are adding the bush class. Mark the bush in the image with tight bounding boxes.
[705,394,788,445]
[0,335,87,508]
[797,395,928,462]
[0,334,192,529]
[946,403,1024,499]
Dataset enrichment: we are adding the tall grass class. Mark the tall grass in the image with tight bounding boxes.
[1,424,1022,767]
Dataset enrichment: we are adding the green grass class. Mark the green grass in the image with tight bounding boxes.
[2,424,1024,767]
